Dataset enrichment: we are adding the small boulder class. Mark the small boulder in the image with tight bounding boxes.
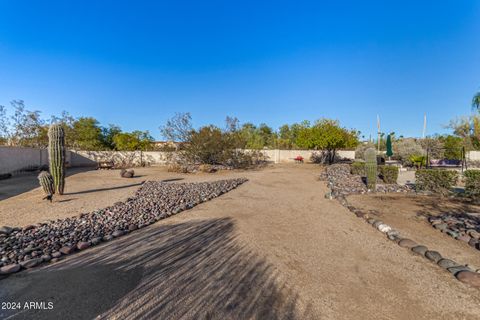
[437,259,458,269]
[0,226,13,235]
[456,271,480,288]
[112,230,125,237]
[448,265,472,275]
[76,242,91,250]
[398,239,417,249]
[411,245,428,256]
[20,258,42,269]
[59,246,75,255]
[0,264,21,274]
[425,250,442,263]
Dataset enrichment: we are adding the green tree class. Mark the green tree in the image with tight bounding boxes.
[71,117,105,150]
[10,100,47,147]
[101,124,122,150]
[113,131,154,151]
[0,105,9,145]
[440,135,464,160]
[295,119,359,163]
[473,91,480,111]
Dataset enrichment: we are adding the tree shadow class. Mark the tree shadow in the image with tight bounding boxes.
[63,181,145,195]
[412,195,480,221]
[0,218,313,320]
[0,167,95,201]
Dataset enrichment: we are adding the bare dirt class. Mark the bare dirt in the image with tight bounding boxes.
[347,193,480,271]
[1,164,480,319]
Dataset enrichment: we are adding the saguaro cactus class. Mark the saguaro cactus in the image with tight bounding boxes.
[38,171,54,195]
[48,124,66,194]
[365,147,377,191]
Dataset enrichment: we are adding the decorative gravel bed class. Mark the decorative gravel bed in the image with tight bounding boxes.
[320,164,412,200]
[0,178,247,276]
[428,213,480,250]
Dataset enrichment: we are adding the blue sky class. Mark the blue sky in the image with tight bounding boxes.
[0,1,479,140]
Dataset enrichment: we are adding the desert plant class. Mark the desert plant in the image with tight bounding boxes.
[393,138,424,166]
[365,148,377,190]
[48,123,66,194]
[409,155,427,168]
[38,170,54,195]
[378,165,399,184]
[464,170,480,198]
[351,161,365,176]
[355,142,376,160]
[415,169,458,195]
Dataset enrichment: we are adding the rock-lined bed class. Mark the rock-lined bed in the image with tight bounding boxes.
[338,200,480,289]
[331,179,480,289]
[0,178,247,276]
[320,164,412,200]
[429,213,480,250]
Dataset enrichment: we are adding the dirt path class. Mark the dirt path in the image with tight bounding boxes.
[1,164,480,319]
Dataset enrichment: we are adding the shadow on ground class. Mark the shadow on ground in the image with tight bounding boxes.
[0,167,95,201]
[0,218,312,320]
[413,195,480,220]
[63,181,145,196]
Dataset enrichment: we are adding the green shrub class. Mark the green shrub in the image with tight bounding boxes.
[378,166,399,184]
[351,162,365,176]
[415,169,458,195]
[464,170,480,198]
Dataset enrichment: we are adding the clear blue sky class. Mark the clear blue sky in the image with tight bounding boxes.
[0,0,479,140]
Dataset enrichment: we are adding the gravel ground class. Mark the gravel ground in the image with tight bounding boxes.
[1,164,480,319]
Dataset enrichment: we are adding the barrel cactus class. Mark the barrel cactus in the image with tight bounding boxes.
[38,171,54,195]
[48,124,66,194]
[364,148,377,191]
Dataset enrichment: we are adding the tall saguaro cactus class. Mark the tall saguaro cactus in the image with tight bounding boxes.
[48,124,66,194]
[365,147,377,191]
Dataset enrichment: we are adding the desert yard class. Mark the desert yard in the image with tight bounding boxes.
[1,164,480,319]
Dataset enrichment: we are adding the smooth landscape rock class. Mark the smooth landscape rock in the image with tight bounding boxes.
[77,242,90,250]
[458,235,471,243]
[0,264,20,274]
[398,239,417,249]
[59,246,75,255]
[448,265,471,275]
[19,258,42,269]
[0,226,13,235]
[437,259,458,269]
[377,224,392,233]
[456,271,480,288]
[411,245,428,256]
[425,251,442,263]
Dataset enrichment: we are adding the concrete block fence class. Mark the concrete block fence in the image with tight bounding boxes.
[2,146,480,176]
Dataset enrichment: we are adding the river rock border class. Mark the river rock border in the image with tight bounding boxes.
[0,178,248,277]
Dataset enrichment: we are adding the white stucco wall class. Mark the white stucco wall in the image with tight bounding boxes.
[1,147,357,174]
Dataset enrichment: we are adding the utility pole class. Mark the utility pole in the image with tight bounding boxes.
[422,113,427,139]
